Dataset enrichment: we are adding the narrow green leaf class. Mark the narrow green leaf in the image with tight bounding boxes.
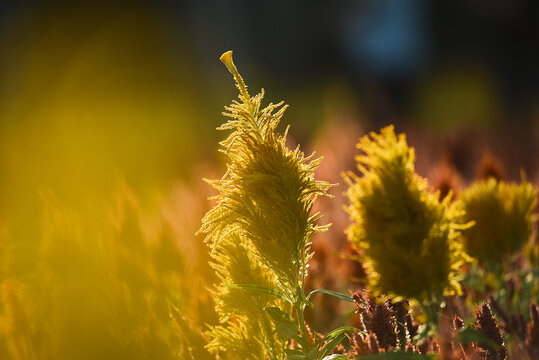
[317,326,362,360]
[223,283,292,303]
[307,289,354,303]
[320,326,364,344]
[322,355,348,360]
[318,333,347,359]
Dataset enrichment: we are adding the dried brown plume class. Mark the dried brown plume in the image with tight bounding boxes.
[473,303,507,360]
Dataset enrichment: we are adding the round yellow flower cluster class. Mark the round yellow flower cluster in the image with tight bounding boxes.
[345,126,469,302]
[459,177,537,266]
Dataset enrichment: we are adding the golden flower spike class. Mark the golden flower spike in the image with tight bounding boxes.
[459,177,537,266]
[200,51,334,359]
[344,126,470,339]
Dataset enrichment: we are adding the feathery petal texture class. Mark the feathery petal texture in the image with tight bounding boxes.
[459,178,537,265]
[200,51,332,359]
[344,125,468,301]
[200,51,332,291]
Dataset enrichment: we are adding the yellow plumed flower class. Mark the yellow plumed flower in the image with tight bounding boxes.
[199,51,332,359]
[344,125,468,301]
[200,51,332,294]
[459,177,537,265]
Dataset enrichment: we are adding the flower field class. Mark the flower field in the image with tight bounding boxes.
[1,47,538,360]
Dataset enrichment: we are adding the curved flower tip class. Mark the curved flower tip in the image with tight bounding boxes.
[220,50,235,72]
[219,50,249,98]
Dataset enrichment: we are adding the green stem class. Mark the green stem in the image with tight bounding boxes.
[416,297,442,343]
[295,302,310,351]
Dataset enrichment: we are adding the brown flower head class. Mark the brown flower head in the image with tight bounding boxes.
[473,303,507,360]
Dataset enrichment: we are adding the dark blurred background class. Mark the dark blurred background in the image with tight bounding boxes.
[1,0,539,219]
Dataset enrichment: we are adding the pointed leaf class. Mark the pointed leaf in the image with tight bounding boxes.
[318,333,348,359]
[322,355,348,360]
[320,326,364,343]
[307,289,354,303]
[317,326,362,359]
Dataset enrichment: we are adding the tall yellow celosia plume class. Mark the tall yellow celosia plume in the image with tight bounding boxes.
[199,51,333,359]
[200,51,332,293]
[459,177,537,266]
[344,125,469,302]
